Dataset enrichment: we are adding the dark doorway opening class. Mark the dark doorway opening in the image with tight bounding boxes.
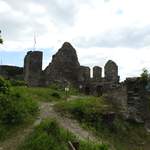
[85,86,90,95]
[96,85,103,96]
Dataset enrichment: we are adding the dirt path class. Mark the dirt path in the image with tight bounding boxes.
[40,102,100,142]
[0,99,101,150]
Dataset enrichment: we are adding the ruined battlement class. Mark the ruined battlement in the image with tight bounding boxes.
[23,42,119,88]
[0,42,149,128]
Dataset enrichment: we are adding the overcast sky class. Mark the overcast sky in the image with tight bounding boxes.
[0,0,150,80]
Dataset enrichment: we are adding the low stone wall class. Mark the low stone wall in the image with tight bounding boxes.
[104,85,128,113]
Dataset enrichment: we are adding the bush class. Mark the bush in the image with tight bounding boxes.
[0,76,11,94]
[99,144,109,150]
[0,90,38,125]
[0,37,3,44]
[9,79,27,86]
[49,83,63,91]
[0,124,7,140]
[51,92,61,99]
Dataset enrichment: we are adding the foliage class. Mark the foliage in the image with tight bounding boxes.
[140,68,150,85]
[55,96,114,123]
[0,38,3,44]
[0,77,38,140]
[51,92,61,99]
[0,30,3,44]
[13,85,79,102]
[18,119,107,150]
[54,96,150,150]
[0,76,11,94]
[48,83,64,91]
[9,79,27,86]
[0,90,38,125]
[13,86,64,102]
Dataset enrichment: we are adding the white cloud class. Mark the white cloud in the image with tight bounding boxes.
[0,0,150,80]
[0,0,11,13]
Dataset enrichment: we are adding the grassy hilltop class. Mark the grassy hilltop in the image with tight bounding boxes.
[0,77,150,150]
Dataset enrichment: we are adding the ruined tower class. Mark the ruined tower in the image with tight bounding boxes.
[104,60,119,83]
[78,66,90,83]
[93,66,102,81]
[44,42,80,86]
[24,51,43,86]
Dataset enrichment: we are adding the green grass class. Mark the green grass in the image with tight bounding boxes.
[0,84,79,140]
[0,89,38,141]
[18,118,108,150]
[0,77,39,141]
[13,85,79,102]
[54,96,150,150]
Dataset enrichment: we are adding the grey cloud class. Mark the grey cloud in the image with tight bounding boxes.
[0,12,48,41]
[74,25,150,48]
[37,0,77,26]
[0,0,83,41]
[4,0,79,26]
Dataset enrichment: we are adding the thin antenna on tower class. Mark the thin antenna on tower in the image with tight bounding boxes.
[33,32,36,51]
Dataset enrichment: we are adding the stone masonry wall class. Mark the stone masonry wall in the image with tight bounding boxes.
[93,66,102,82]
[104,85,128,113]
[104,60,119,83]
[24,51,43,86]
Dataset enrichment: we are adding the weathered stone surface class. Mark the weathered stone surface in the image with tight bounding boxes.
[93,66,102,81]
[145,120,150,132]
[44,42,80,86]
[105,84,128,113]
[104,60,119,83]
[78,66,90,83]
[101,112,116,127]
[125,77,150,123]
[24,51,43,86]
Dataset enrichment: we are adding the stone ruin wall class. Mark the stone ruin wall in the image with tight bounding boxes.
[24,51,43,86]
[104,84,128,113]
[125,78,150,123]
[93,66,102,82]
[23,42,120,90]
[104,60,120,83]
[78,66,90,83]
[1,42,150,129]
[105,77,150,128]
[23,42,150,128]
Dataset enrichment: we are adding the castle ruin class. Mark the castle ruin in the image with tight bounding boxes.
[23,42,150,128]
[24,42,120,91]
[0,42,149,129]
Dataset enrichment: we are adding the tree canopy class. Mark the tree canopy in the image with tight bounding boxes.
[140,68,150,85]
[0,30,3,44]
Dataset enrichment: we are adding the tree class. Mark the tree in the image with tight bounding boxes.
[140,68,149,85]
[0,30,3,44]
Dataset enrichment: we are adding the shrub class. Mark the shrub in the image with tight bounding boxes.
[9,79,27,86]
[49,83,63,91]
[0,124,7,140]
[51,92,61,99]
[99,144,109,150]
[0,91,38,125]
[0,76,11,94]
